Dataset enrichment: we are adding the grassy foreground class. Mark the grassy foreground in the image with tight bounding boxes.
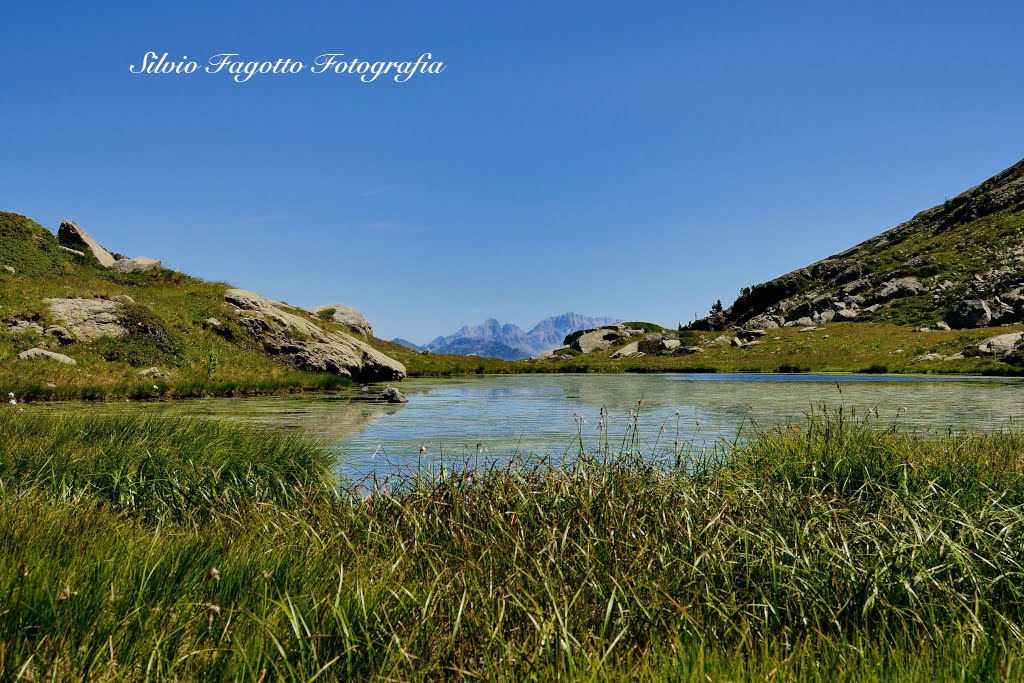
[2,410,1023,680]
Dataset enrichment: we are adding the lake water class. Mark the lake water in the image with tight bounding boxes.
[34,373,1024,478]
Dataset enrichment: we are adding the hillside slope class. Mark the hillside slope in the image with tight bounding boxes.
[0,212,405,399]
[695,158,1024,331]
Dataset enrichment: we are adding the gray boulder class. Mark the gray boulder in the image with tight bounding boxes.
[315,304,374,337]
[947,299,992,328]
[572,328,622,354]
[224,288,405,382]
[57,220,116,267]
[872,277,925,303]
[111,257,161,273]
[835,308,859,320]
[382,386,408,403]
[977,332,1024,355]
[44,298,125,341]
[17,348,76,365]
[2,265,14,274]
[661,339,681,351]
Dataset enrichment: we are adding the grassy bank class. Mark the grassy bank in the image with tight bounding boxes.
[2,410,1023,680]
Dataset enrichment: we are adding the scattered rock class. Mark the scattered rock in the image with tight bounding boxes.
[799,326,819,333]
[660,339,681,351]
[862,304,881,314]
[111,257,161,273]
[742,340,764,347]
[44,298,125,341]
[58,245,85,257]
[680,346,705,354]
[2,265,14,274]
[224,288,405,381]
[205,318,222,327]
[712,335,734,346]
[137,367,168,378]
[946,299,992,329]
[610,341,641,359]
[315,304,374,337]
[835,309,859,320]
[935,321,951,331]
[382,385,408,403]
[16,348,76,365]
[56,219,116,267]
[783,317,814,328]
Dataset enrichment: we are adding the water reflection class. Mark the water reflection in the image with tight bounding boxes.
[32,373,1024,479]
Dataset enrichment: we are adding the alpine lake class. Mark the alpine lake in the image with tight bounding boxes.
[32,373,1024,479]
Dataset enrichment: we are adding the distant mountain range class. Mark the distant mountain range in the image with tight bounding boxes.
[391,338,426,352]
[394,313,619,360]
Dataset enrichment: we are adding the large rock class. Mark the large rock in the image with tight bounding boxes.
[315,304,374,337]
[111,257,161,273]
[57,220,116,267]
[571,328,622,354]
[44,298,126,341]
[610,341,641,359]
[947,299,992,328]
[17,348,76,365]
[977,332,1024,355]
[224,288,405,381]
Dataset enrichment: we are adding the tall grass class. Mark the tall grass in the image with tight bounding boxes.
[1,409,1022,680]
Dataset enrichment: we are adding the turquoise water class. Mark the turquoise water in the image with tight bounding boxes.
[31,373,1024,478]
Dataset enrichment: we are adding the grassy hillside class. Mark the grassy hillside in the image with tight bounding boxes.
[0,212,362,399]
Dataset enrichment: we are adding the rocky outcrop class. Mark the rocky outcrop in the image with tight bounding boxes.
[111,257,161,273]
[316,304,373,337]
[44,298,125,341]
[17,348,76,365]
[57,220,116,267]
[224,288,405,382]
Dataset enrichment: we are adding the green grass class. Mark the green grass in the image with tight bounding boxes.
[1,409,1023,680]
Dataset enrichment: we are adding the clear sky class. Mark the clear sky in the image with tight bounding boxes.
[2,2,1023,343]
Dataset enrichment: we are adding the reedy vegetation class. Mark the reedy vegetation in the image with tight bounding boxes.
[1,409,1023,680]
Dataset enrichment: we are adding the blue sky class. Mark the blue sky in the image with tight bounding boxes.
[2,2,1023,343]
